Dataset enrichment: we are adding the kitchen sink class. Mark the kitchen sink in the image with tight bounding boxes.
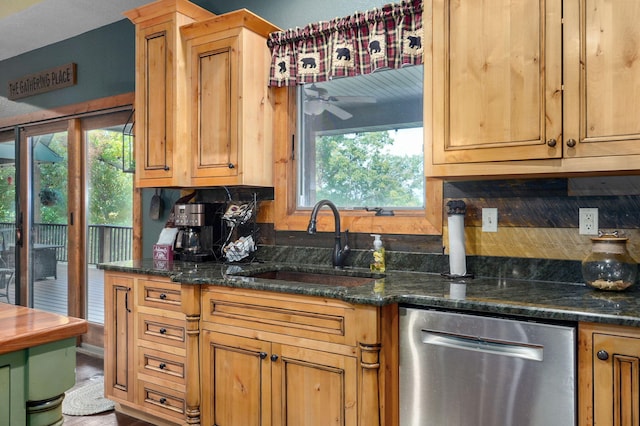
[232,267,382,287]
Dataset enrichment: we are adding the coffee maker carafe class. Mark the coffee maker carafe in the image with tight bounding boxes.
[179,227,201,253]
[173,203,222,262]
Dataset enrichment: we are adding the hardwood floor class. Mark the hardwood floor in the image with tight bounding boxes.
[63,351,154,426]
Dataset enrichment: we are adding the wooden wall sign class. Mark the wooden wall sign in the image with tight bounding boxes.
[7,63,77,100]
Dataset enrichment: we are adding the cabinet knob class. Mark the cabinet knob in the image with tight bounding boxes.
[597,350,609,361]
[159,328,167,334]
[270,354,279,362]
[159,293,167,300]
[159,363,167,370]
[260,352,267,359]
[228,163,235,169]
[546,139,557,147]
[163,166,170,171]
[159,397,167,404]
[566,138,577,148]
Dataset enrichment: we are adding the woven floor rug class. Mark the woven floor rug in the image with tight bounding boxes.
[62,376,115,416]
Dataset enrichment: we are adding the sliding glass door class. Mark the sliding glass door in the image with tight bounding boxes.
[83,112,134,324]
[0,132,17,305]
[1,109,133,332]
[18,123,69,312]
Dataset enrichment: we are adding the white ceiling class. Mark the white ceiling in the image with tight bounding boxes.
[0,0,151,62]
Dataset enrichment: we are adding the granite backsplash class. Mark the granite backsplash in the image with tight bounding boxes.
[256,244,586,285]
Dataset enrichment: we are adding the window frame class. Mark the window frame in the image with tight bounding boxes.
[272,86,442,235]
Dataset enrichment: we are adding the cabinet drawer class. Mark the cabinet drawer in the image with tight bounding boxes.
[202,288,356,346]
[137,380,185,421]
[138,347,186,385]
[138,314,186,349]
[138,279,182,312]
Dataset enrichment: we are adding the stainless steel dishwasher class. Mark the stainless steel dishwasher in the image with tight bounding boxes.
[399,307,576,426]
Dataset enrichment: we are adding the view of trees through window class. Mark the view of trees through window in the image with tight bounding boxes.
[296,65,424,210]
[86,129,133,226]
[0,131,132,226]
[0,166,15,222]
[314,128,424,208]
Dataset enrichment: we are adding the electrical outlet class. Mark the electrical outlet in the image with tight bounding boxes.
[579,208,598,235]
[482,208,498,232]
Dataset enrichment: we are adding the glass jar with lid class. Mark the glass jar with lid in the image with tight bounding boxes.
[582,231,638,291]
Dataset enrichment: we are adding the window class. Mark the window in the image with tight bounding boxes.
[297,66,424,210]
[273,65,442,236]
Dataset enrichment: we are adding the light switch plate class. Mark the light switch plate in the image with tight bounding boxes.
[482,208,498,232]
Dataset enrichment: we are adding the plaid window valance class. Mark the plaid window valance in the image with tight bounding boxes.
[267,0,423,87]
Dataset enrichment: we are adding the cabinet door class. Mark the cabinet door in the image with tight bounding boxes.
[272,343,358,426]
[564,1,640,158]
[592,332,640,426]
[0,351,26,426]
[104,274,134,402]
[0,364,8,425]
[431,0,562,164]
[135,21,175,186]
[189,35,239,181]
[202,330,271,426]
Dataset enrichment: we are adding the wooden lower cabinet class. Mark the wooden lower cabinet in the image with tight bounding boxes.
[104,273,134,403]
[202,330,358,426]
[201,286,391,426]
[579,323,640,426]
[202,331,271,425]
[104,273,397,426]
[104,272,201,426]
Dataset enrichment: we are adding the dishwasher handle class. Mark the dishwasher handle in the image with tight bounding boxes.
[421,330,544,362]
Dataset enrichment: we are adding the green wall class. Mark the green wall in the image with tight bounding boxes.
[0,20,135,119]
[0,0,389,121]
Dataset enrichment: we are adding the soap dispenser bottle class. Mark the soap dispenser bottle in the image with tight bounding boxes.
[370,234,386,273]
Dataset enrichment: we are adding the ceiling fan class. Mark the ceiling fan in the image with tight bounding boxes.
[304,84,376,120]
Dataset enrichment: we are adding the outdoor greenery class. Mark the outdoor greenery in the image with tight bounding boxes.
[0,167,15,222]
[0,129,132,226]
[314,131,424,208]
[86,129,133,226]
[39,133,68,224]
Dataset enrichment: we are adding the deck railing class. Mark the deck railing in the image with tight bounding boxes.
[0,222,133,264]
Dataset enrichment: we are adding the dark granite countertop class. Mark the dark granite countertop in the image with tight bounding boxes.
[99,257,640,328]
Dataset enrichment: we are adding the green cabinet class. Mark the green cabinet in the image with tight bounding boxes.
[0,338,76,426]
[0,350,26,425]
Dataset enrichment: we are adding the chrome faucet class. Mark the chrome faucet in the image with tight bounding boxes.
[307,199,350,269]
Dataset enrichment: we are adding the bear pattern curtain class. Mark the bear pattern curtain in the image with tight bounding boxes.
[267,0,422,86]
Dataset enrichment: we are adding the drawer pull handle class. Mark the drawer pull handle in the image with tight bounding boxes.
[159,397,167,404]
[159,293,167,300]
[159,363,167,370]
[260,352,267,359]
[159,328,167,334]
[597,350,609,361]
[270,354,279,362]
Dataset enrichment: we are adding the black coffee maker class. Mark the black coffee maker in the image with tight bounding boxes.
[173,203,225,262]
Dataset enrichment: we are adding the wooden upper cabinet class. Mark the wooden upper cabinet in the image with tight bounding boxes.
[428,0,640,178]
[181,10,279,187]
[430,0,562,165]
[125,0,215,188]
[564,0,640,159]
